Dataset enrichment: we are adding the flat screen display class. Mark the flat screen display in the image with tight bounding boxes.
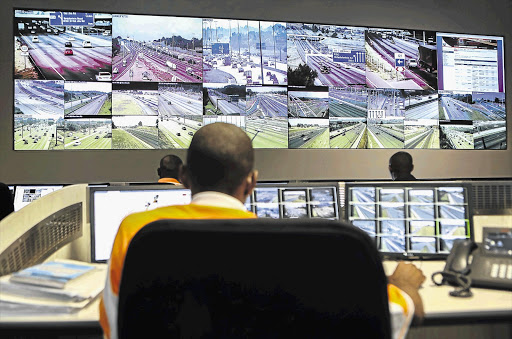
[90,186,191,262]
[14,9,506,151]
[247,182,340,220]
[13,185,63,211]
[346,182,473,258]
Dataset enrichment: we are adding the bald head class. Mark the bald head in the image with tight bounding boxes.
[184,123,256,197]
[389,151,414,179]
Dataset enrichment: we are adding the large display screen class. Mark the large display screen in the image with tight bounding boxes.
[14,9,506,151]
[346,182,473,258]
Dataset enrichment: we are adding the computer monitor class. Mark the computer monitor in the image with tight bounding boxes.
[13,185,64,211]
[90,185,191,262]
[345,181,473,258]
[246,182,341,220]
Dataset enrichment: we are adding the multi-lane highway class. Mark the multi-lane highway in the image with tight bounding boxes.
[440,126,474,149]
[405,98,439,119]
[330,121,366,148]
[246,93,287,117]
[14,123,56,150]
[206,88,244,115]
[113,40,201,82]
[158,116,202,148]
[367,122,404,148]
[245,117,288,148]
[15,81,63,117]
[18,32,112,81]
[65,94,109,116]
[289,126,329,148]
[329,90,367,118]
[474,121,506,149]
[64,126,111,149]
[113,92,158,115]
[366,32,434,90]
[288,94,328,118]
[159,89,203,116]
[405,125,439,149]
[287,24,366,87]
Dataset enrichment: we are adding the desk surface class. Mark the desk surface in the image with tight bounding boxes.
[383,260,512,324]
[1,261,511,328]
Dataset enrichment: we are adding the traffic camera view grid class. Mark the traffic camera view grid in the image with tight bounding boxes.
[13,9,506,151]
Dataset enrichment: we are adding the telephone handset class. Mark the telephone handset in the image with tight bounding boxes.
[432,239,476,297]
[432,228,512,297]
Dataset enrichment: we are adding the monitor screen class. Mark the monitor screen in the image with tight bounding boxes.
[90,186,191,262]
[13,185,63,211]
[247,182,340,220]
[345,181,473,258]
[13,9,506,152]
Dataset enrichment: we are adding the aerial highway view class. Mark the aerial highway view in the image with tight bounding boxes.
[287,23,365,87]
[367,89,406,118]
[159,83,203,116]
[439,92,505,121]
[253,187,280,218]
[440,122,474,149]
[62,119,112,149]
[246,86,287,117]
[379,220,406,253]
[112,14,202,82]
[64,82,111,116]
[14,11,112,81]
[365,28,437,90]
[282,190,308,218]
[245,117,288,148]
[288,88,329,118]
[404,90,439,120]
[310,188,337,219]
[112,116,159,149]
[329,87,367,118]
[404,120,440,149]
[112,82,158,116]
[474,121,506,149]
[288,118,329,148]
[203,84,246,115]
[329,117,367,148]
[203,19,287,85]
[14,115,62,151]
[158,116,202,149]
[15,80,64,116]
[367,118,404,148]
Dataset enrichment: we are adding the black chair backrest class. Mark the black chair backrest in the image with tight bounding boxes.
[118,218,391,339]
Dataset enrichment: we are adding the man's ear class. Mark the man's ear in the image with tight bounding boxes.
[244,170,258,196]
[157,168,161,177]
[179,165,191,189]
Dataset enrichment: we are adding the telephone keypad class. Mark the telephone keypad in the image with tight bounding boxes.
[490,264,499,278]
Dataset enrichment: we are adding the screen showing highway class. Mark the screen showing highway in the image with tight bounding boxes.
[13,9,506,151]
[347,183,472,257]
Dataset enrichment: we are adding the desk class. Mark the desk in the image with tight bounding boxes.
[1,261,511,338]
[383,261,512,325]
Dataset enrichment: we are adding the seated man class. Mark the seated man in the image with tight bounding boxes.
[157,154,183,184]
[100,123,425,339]
[100,123,258,338]
[389,151,416,181]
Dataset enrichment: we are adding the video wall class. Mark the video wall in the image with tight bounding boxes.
[13,9,506,151]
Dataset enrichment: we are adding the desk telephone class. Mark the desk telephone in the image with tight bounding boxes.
[433,227,512,296]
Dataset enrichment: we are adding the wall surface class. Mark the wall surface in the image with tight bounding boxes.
[1,0,511,184]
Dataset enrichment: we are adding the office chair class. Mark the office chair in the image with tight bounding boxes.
[117,218,391,339]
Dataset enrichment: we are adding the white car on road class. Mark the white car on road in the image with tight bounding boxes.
[82,41,92,48]
[32,36,39,43]
[408,59,418,68]
[96,72,111,81]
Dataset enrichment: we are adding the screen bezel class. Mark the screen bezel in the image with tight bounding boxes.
[344,180,474,259]
[89,184,192,263]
